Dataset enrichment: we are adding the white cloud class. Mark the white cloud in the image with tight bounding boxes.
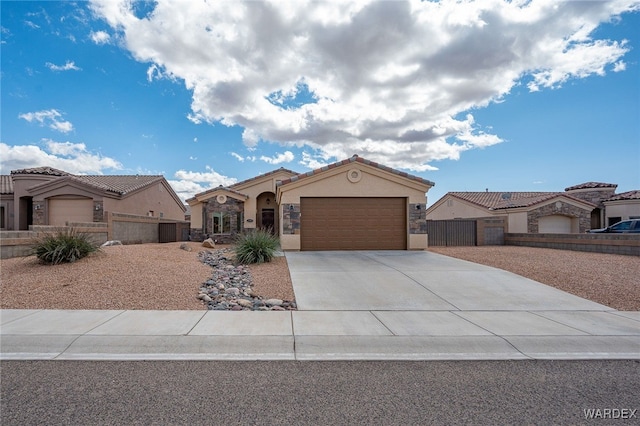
[231,152,257,162]
[90,0,639,171]
[18,109,74,133]
[260,151,294,165]
[90,30,111,44]
[299,151,329,170]
[0,140,123,174]
[169,166,238,201]
[46,60,81,72]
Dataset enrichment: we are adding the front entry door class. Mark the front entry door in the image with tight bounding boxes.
[261,209,275,232]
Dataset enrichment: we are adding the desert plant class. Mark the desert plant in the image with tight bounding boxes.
[233,228,280,264]
[29,227,101,265]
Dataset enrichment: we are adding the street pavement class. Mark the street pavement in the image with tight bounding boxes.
[3,360,639,425]
[1,250,639,361]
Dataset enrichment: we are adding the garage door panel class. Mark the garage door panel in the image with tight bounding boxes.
[301,197,406,250]
[49,198,93,226]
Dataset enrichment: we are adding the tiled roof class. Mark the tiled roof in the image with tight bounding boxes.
[75,175,164,195]
[277,155,435,187]
[0,175,13,194]
[10,167,70,176]
[448,192,554,209]
[606,190,640,201]
[6,168,166,196]
[230,167,298,190]
[447,191,595,210]
[565,182,617,191]
[188,185,250,202]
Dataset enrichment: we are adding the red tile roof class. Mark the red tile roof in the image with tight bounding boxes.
[10,167,70,176]
[0,175,13,194]
[447,191,595,210]
[606,190,640,201]
[74,175,165,195]
[565,182,617,191]
[187,185,250,203]
[277,155,435,187]
[230,167,299,190]
[7,168,167,196]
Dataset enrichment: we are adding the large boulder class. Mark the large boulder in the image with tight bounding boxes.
[202,238,216,248]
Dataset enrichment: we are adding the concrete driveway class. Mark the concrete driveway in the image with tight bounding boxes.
[284,250,640,359]
[286,250,612,311]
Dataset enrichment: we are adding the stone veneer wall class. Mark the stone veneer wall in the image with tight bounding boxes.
[567,188,616,207]
[33,199,45,225]
[93,201,104,222]
[409,203,427,234]
[191,197,244,243]
[527,201,591,233]
[282,203,300,235]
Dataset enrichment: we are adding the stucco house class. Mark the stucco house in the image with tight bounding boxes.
[0,167,186,230]
[187,155,435,250]
[425,182,639,233]
[602,190,640,226]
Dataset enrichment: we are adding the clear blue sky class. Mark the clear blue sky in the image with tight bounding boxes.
[2,1,639,205]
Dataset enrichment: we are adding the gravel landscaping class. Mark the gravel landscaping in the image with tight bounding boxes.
[1,242,637,311]
[429,246,639,311]
[0,242,293,311]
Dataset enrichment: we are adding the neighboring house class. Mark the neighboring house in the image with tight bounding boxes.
[0,167,186,230]
[602,190,640,226]
[187,155,435,250]
[425,182,639,234]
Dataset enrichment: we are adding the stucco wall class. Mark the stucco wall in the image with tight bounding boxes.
[279,168,428,204]
[604,200,640,222]
[104,182,185,221]
[508,212,528,233]
[426,198,488,220]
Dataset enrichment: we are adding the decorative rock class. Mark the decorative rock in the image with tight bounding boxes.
[225,287,240,296]
[197,247,296,311]
[180,243,192,252]
[237,299,253,308]
[202,238,216,248]
[101,240,122,247]
[197,293,212,302]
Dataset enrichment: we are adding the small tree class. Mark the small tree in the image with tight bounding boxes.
[233,228,280,264]
[29,227,101,265]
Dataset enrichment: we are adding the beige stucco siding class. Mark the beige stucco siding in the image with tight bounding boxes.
[279,169,427,204]
[104,183,185,221]
[604,200,640,221]
[426,197,488,220]
[508,212,528,233]
[232,170,294,230]
[190,203,203,229]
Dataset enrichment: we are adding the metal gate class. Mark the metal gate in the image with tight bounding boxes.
[426,220,477,246]
[159,223,177,243]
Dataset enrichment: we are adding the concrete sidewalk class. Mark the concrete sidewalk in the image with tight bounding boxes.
[1,308,639,360]
[1,251,639,361]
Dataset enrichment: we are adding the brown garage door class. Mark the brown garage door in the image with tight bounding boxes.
[300,197,406,250]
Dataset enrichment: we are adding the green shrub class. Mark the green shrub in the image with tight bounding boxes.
[29,228,101,265]
[233,229,280,264]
